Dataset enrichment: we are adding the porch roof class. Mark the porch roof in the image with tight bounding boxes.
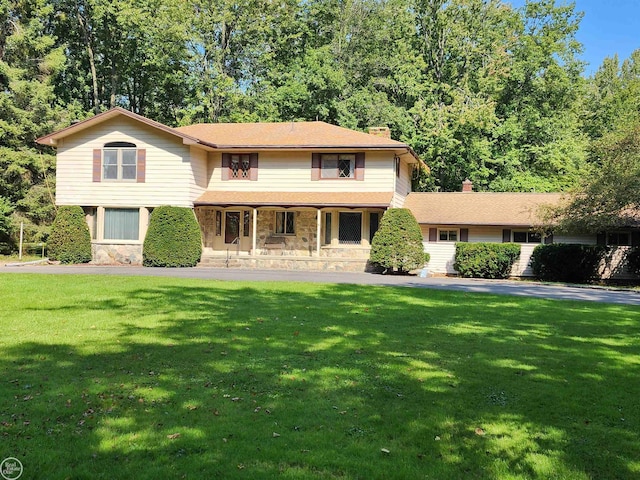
[194,191,393,208]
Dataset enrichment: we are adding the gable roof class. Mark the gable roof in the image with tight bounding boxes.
[36,107,208,147]
[404,192,565,227]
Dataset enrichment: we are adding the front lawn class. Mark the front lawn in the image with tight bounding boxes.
[1,274,639,479]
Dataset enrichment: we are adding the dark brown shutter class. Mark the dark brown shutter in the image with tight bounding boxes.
[221,153,231,181]
[632,231,640,247]
[460,228,469,242]
[249,153,258,181]
[596,232,606,246]
[92,149,102,182]
[428,228,437,242]
[355,152,365,181]
[502,229,511,243]
[136,149,146,183]
[544,233,554,244]
[311,153,321,181]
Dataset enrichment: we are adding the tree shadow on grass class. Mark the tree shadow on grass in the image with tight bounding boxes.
[2,279,640,479]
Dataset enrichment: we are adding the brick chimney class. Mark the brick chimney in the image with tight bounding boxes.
[368,126,391,139]
[462,179,473,192]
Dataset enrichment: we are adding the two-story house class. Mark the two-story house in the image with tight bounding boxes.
[37,107,421,269]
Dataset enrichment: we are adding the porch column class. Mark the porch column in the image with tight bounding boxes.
[252,208,258,256]
[316,209,321,257]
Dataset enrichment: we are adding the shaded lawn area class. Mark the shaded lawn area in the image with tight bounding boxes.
[1,274,639,479]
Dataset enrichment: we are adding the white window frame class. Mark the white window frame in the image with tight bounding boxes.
[438,229,459,242]
[103,143,137,181]
[320,154,355,179]
[103,208,140,241]
[275,211,295,235]
[513,231,542,244]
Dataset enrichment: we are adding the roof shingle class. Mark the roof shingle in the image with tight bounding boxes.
[404,192,565,226]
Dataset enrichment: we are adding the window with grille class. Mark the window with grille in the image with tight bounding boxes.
[324,212,332,244]
[339,212,362,244]
[369,212,380,243]
[275,211,295,235]
[321,154,355,178]
[103,142,137,181]
[230,154,251,178]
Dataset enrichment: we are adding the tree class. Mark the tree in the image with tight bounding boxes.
[369,208,424,273]
[546,123,640,233]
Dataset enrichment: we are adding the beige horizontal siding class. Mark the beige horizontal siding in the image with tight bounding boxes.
[56,116,197,208]
[207,151,395,192]
[189,146,208,203]
[393,159,412,208]
[423,243,457,275]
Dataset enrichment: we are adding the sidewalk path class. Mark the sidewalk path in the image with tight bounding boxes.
[3,264,640,306]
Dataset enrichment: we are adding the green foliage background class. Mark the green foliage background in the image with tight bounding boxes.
[454,242,521,279]
[2,0,639,245]
[143,206,202,267]
[47,205,92,264]
[369,208,424,273]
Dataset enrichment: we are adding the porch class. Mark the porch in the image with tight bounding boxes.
[194,191,392,270]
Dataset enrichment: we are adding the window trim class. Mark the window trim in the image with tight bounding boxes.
[312,152,364,181]
[275,211,295,236]
[221,153,258,181]
[103,207,141,241]
[512,230,542,244]
[94,144,145,183]
[438,229,459,242]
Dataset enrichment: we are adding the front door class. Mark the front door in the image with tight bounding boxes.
[225,211,240,244]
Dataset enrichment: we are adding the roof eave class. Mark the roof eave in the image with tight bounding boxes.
[36,107,205,147]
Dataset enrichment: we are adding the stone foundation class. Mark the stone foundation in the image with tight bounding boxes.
[199,254,374,272]
[92,243,143,265]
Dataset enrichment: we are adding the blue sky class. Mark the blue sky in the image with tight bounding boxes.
[510,0,640,76]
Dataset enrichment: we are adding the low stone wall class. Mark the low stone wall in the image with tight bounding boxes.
[92,243,143,265]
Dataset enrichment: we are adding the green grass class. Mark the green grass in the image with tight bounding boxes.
[1,274,639,479]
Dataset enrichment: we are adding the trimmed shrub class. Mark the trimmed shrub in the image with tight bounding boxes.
[369,208,424,274]
[454,243,521,279]
[627,247,640,275]
[143,206,202,267]
[530,244,608,283]
[48,205,92,264]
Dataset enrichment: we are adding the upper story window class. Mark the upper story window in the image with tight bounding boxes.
[93,142,145,183]
[312,153,365,181]
[321,154,355,178]
[103,142,137,181]
[513,231,542,243]
[222,153,258,181]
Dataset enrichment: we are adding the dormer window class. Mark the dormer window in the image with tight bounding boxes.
[93,142,145,183]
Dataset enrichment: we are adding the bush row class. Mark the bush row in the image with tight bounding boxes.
[454,243,521,279]
[530,244,609,283]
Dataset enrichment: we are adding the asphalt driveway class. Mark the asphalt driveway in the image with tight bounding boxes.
[3,263,640,306]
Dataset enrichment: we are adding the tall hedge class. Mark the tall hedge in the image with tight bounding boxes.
[454,243,521,279]
[369,208,424,274]
[48,205,92,264]
[530,244,608,283]
[143,206,202,267]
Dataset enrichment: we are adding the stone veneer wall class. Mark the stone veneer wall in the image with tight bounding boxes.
[256,210,318,255]
[92,243,143,264]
